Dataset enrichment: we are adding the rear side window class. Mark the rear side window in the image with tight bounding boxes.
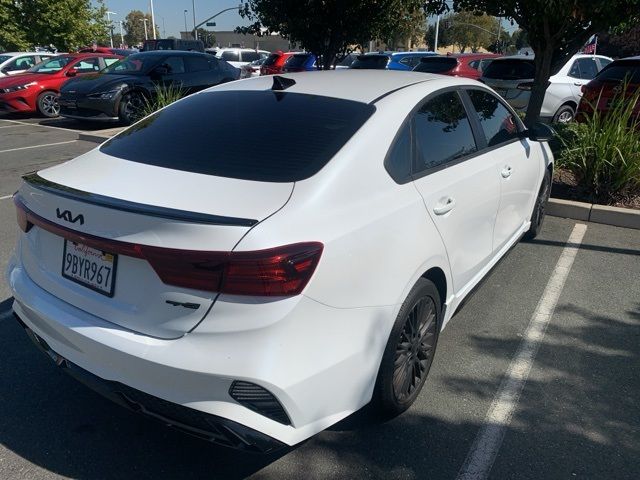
[221,51,240,62]
[413,91,477,172]
[162,56,185,74]
[413,57,457,74]
[185,55,209,72]
[483,59,535,80]
[385,123,412,182]
[467,90,520,147]
[100,91,376,182]
[398,56,420,68]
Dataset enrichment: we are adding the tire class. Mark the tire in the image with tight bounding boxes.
[118,91,146,125]
[524,168,551,240]
[36,91,60,118]
[373,278,441,417]
[553,104,575,124]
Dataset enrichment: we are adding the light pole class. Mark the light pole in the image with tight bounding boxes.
[106,11,116,48]
[149,0,156,39]
[434,14,440,52]
[192,0,197,40]
[184,10,188,39]
[118,20,124,47]
[140,18,149,41]
[161,17,166,38]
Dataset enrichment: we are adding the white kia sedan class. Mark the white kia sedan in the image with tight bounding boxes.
[6,70,553,452]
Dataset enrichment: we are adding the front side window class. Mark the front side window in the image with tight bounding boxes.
[185,56,209,72]
[569,58,599,80]
[242,51,260,62]
[162,56,185,74]
[413,91,477,172]
[467,90,520,147]
[74,57,101,73]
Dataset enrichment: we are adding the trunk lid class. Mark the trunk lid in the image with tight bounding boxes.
[16,149,293,339]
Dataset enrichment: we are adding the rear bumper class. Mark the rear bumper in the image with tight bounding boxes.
[6,255,394,447]
[14,312,285,453]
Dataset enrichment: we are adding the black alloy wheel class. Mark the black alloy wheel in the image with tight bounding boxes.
[392,296,438,403]
[119,91,145,125]
[374,278,441,416]
[524,169,551,240]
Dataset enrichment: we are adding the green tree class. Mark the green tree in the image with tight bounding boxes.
[123,10,157,46]
[597,24,640,58]
[196,28,216,47]
[425,0,640,125]
[18,0,109,51]
[448,11,499,52]
[0,0,28,50]
[237,0,424,69]
[383,5,427,50]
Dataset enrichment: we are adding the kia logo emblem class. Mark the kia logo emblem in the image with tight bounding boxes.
[56,208,85,225]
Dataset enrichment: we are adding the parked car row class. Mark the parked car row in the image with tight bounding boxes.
[0,50,239,123]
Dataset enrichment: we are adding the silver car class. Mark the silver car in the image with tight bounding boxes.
[481,54,612,123]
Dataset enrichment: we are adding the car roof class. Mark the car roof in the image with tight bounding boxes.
[208,69,473,103]
[391,51,436,57]
[130,50,205,56]
[1,52,55,56]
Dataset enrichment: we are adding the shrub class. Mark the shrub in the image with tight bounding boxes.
[142,83,186,118]
[556,87,640,204]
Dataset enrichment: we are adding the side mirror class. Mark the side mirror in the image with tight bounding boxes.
[522,122,555,142]
[66,68,78,77]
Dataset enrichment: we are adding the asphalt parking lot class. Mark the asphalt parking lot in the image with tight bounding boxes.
[0,117,639,479]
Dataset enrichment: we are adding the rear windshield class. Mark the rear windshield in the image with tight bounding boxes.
[100,91,376,182]
[286,54,313,68]
[350,55,389,69]
[596,62,640,83]
[413,57,457,73]
[483,59,535,80]
[263,53,281,66]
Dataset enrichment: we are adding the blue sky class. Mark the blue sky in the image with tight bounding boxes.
[95,1,250,38]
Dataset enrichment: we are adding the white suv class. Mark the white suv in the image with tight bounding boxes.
[216,48,270,69]
[7,71,553,452]
[482,53,612,122]
[0,52,57,77]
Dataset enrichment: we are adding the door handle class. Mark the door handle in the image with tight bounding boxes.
[433,197,456,215]
[574,82,584,86]
[501,166,513,178]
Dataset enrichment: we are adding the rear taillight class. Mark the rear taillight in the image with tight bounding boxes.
[142,242,323,296]
[15,197,323,296]
[15,197,32,233]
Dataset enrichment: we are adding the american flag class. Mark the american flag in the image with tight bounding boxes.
[583,35,597,54]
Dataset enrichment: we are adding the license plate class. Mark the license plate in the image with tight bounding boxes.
[62,240,117,297]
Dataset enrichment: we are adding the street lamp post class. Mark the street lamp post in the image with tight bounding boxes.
[192,0,197,40]
[141,18,149,41]
[106,11,116,48]
[149,0,156,39]
[118,20,124,47]
[184,10,188,39]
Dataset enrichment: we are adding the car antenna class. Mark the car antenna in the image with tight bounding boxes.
[272,76,296,91]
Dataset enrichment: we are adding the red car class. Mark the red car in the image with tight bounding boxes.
[260,51,298,76]
[413,53,501,80]
[577,56,640,121]
[0,53,122,117]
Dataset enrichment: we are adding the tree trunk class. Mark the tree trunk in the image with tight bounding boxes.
[524,44,554,127]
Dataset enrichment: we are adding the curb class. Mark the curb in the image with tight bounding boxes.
[548,198,640,230]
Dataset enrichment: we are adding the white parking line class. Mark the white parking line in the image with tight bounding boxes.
[0,140,77,154]
[0,195,12,200]
[2,119,83,133]
[456,223,588,480]
[0,125,23,129]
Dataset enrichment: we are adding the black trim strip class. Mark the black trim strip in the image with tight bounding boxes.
[22,173,258,227]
